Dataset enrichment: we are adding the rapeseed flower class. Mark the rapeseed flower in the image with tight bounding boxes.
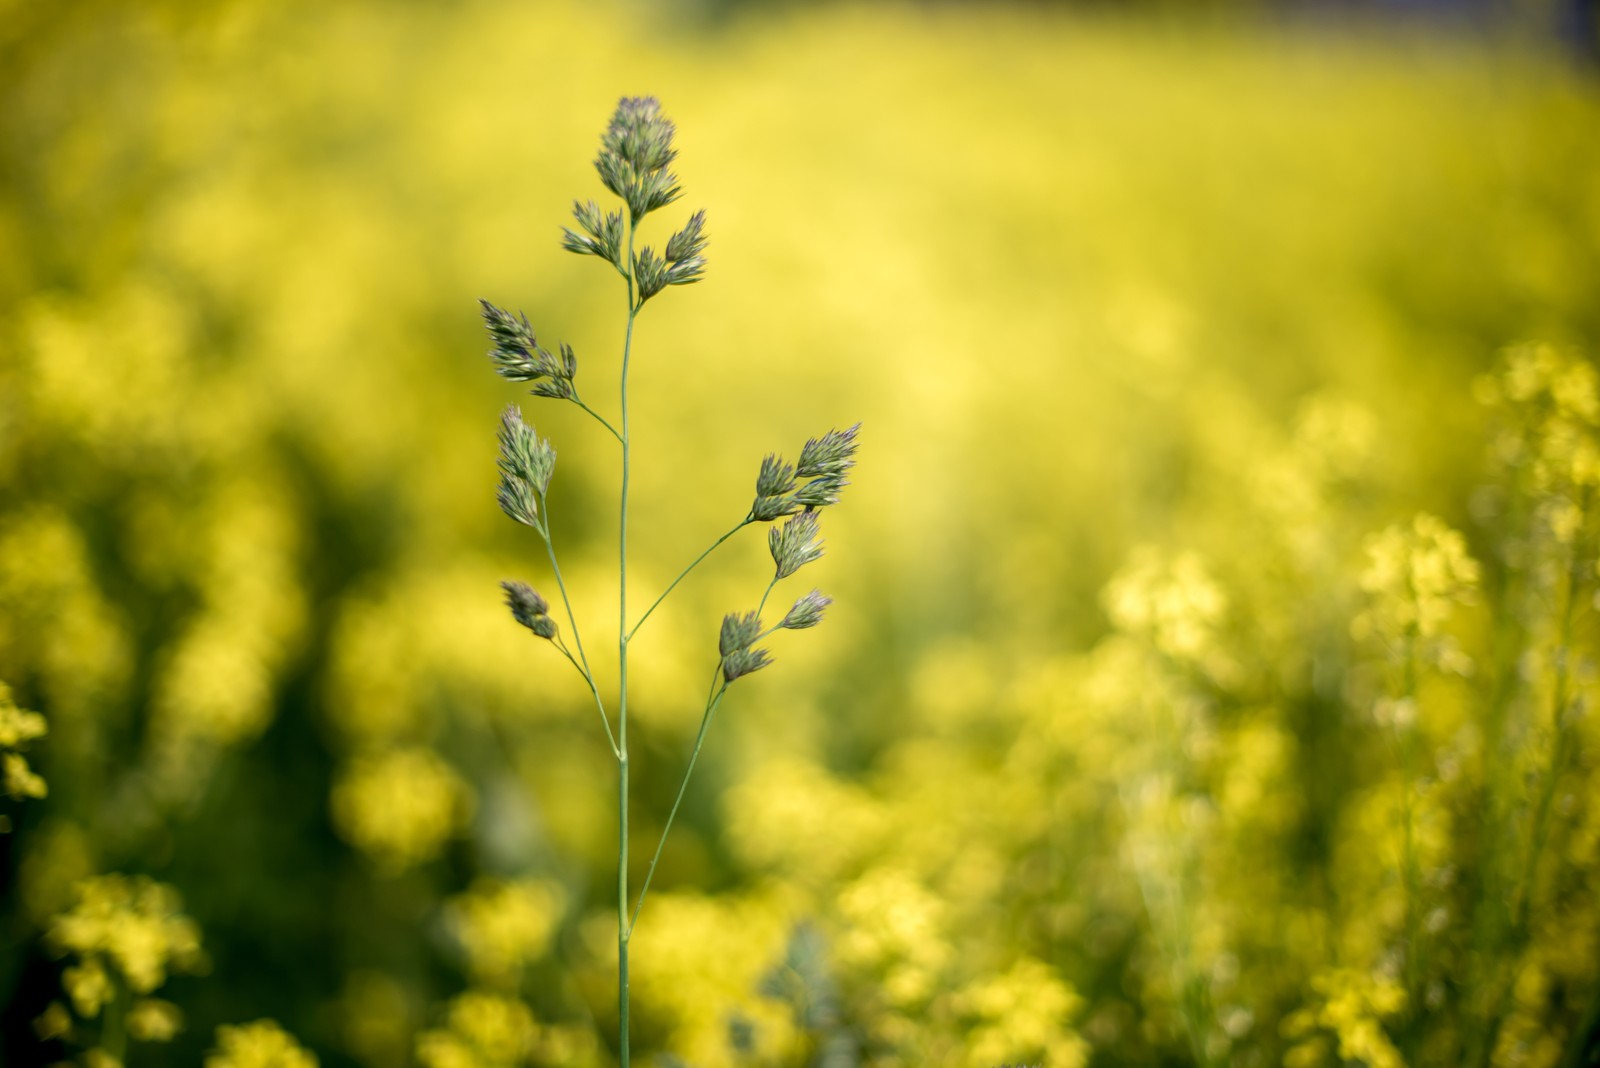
[207,1020,318,1068]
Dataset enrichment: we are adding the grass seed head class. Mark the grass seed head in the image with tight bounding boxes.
[721,646,772,684]
[632,246,670,302]
[719,611,763,657]
[562,200,626,269]
[596,96,682,222]
[756,454,797,498]
[719,610,771,682]
[797,423,861,480]
[662,209,708,287]
[793,472,847,510]
[779,589,831,630]
[496,406,555,527]
[501,581,557,640]
[770,512,824,580]
[481,300,580,391]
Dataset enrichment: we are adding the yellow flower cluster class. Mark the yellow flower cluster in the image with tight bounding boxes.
[443,877,564,987]
[1,681,48,827]
[48,874,204,1006]
[1284,969,1406,1068]
[7,278,311,809]
[958,957,1088,1068]
[836,868,952,1009]
[1355,513,1480,650]
[1247,394,1377,570]
[1493,945,1575,1068]
[1483,341,1600,498]
[145,479,306,801]
[127,998,185,1042]
[330,746,475,872]
[323,566,563,747]
[1103,548,1229,671]
[411,988,602,1068]
[0,508,131,729]
[207,1020,319,1068]
[626,892,794,1067]
[415,991,536,1068]
[723,758,889,882]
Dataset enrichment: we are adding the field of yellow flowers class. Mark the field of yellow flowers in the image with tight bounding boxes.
[3,2,1600,1066]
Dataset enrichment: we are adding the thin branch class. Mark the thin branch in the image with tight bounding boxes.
[615,206,639,1068]
[571,393,624,444]
[628,519,751,641]
[630,670,730,933]
[538,500,618,756]
[756,574,779,617]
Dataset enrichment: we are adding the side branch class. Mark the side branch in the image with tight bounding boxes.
[629,670,730,933]
[756,573,779,617]
[537,507,619,756]
[628,518,752,641]
[572,393,624,444]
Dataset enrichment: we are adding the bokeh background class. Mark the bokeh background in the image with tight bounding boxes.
[3,1,1600,1066]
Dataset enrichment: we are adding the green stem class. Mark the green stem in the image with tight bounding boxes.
[616,214,638,1068]
[537,512,618,756]
[553,640,617,751]
[628,519,751,641]
[1479,504,1587,1065]
[627,565,782,932]
[1119,677,1213,1068]
[630,674,730,931]
[1119,775,1212,1068]
[102,976,128,1062]
[1465,530,1530,1067]
[1557,977,1600,1068]
[1398,634,1421,1042]
[1517,531,1582,932]
[572,393,624,444]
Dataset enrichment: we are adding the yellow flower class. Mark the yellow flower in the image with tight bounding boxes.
[0,683,47,747]
[960,958,1088,1068]
[443,878,564,986]
[837,868,952,1010]
[33,1000,73,1041]
[1354,513,1479,648]
[127,998,184,1042]
[1486,343,1600,496]
[207,1020,318,1068]
[1104,548,1229,668]
[1290,969,1407,1068]
[3,752,47,799]
[416,991,537,1068]
[330,747,475,873]
[0,682,47,812]
[48,874,204,995]
[62,959,112,1018]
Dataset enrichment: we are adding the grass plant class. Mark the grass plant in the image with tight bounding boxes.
[482,97,858,1066]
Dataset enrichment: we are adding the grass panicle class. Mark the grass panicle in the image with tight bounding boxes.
[478,96,858,1066]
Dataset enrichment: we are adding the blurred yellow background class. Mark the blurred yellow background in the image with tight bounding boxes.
[3,1,1599,1066]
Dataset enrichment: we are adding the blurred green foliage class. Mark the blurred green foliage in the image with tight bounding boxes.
[2,2,1600,1066]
